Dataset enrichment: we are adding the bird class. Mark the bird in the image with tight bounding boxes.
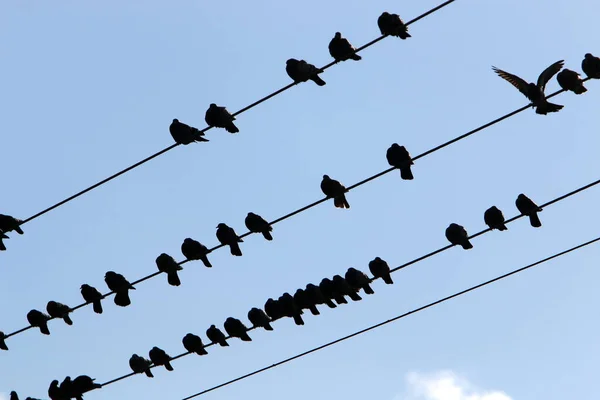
[155,253,183,287]
[386,143,414,180]
[332,274,362,301]
[149,346,174,371]
[320,175,350,209]
[10,391,18,400]
[329,32,361,62]
[46,301,73,326]
[216,223,243,256]
[224,317,252,342]
[0,331,8,350]
[206,324,229,347]
[244,212,273,241]
[516,194,543,228]
[556,69,587,94]
[294,288,320,316]
[247,307,273,331]
[279,292,304,326]
[492,60,564,115]
[71,375,101,398]
[445,223,473,250]
[205,103,239,133]
[169,119,208,144]
[0,214,24,235]
[305,283,336,309]
[484,206,508,231]
[0,230,9,251]
[264,298,285,321]
[129,354,154,377]
[48,380,64,400]
[80,284,103,314]
[368,257,393,284]
[286,58,326,86]
[182,333,208,355]
[58,377,74,399]
[181,238,212,267]
[582,53,600,79]
[26,309,51,335]
[345,267,375,295]
[319,277,347,305]
[104,271,136,307]
[377,12,411,39]
[25,396,42,400]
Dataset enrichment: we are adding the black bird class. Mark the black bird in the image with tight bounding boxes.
[278,292,304,326]
[155,253,183,287]
[321,175,350,209]
[445,223,473,250]
[329,32,361,62]
[48,380,65,400]
[247,307,273,331]
[345,267,375,295]
[71,375,101,398]
[582,53,600,79]
[368,257,393,284]
[0,230,8,251]
[386,143,414,180]
[294,288,320,316]
[58,377,73,399]
[224,317,252,342]
[169,119,208,144]
[264,298,285,321]
[46,301,73,326]
[216,223,243,256]
[80,284,103,314]
[492,60,564,115]
[104,271,136,307]
[149,346,174,371]
[205,103,239,133]
[484,206,508,231]
[129,354,154,377]
[556,69,587,94]
[0,214,24,235]
[305,283,336,308]
[26,309,50,335]
[245,212,273,241]
[319,277,347,305]
[0,331,8,350]
[206,324,229,347]
[10,391,18,400]
[182,333,208,355]
[286,58,326,86]
[516,194,543,228]
[332,274,362,301]
[181,238,212,268]
[378,12,411,39]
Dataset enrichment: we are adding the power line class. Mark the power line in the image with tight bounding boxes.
[17,0,456,227]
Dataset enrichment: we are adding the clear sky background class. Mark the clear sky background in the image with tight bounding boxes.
[1,0,599,399]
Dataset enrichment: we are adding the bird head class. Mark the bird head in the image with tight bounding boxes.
[585,53,593,59]
[172,118,179,123]
[216,223,226,229]
[322,174,330,180]
[209,324,216,329]
[105,271,115,279]
[381,11,390,17]
[334,32,342,38]
[209,103,217,108]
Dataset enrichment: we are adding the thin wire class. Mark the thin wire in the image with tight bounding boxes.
[18,0,456,226]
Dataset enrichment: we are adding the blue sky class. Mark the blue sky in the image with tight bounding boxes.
[1,0,599,399]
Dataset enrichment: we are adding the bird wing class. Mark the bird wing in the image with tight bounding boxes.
[537,60,564,91]
[492,66,530,98]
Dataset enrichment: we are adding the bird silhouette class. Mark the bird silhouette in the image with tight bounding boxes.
[0,331,8,350]
[294,288,320,316]
[319,277,347,305]
[149,346,174,371]
[516,194,543,228]
[182,333,208,355]
[216,223,243,256]
[80,284,104,314]
[71,375,101,399]
[305,283,336,309]
[445,223,473,249]
[377,12,411,39]
[224,317,252,341]
[484,206,508,231]
[345,267,375,295]
[332,274,362,301]
[556,69,587,94]
[104,271,136,307]
[48,380,64,400]
[26,309,51,335]
[46,301,73,326]
[181,238,212,267]
[205,103,239,133]
[129,354,154,377]
[206,324,229,347]
[0,214,24,235]
[329,32,361,62]
[10,391,18,400]
[386,143,414,180]
[368,257,393,284]
[248,307,273,331]
[279,293,304,325]
[321,175,350,208]
[155,253,183,286]
[245,212,273,241]
[169,119,208,144]
[286,58,326,86]
[582,53,600,79]
[264,298,285,321]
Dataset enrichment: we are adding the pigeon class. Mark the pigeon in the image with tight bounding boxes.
[104,271,136,307]
[286,58,326,86]
[0,331,8,350]
[155,253,183,287]
[46,301,73,326]
[264,298,285,321]
[129,354,154,377]
[206,324,229,347]
[386,143,414,180]
[244,212,273,241]
[484,206,508,231]
[492,60,564,115]
[332,274,362,301]
[319,277,347,305]
[0,214,24,235]
[71,375,101,398]
[216,223,243,256]
[329,32,361,62]
[445,223,473,250]
[0,230,8,251]
[182,333,208,355]
[224,317,252,342]
[205,103,239,133]
[556,69,587,94]
[278,293,304,326]
[80,284,104,314]
[377,12,411,39]
[149,346,174,371]
[516,194,543,228]
[305,283,336,309]
[320,175,350,209]
[48,380,65,400]
[345,267,375,295]
[169,119,208,144]
[27,309,51,335]
[181,238,212,267]
[58,377,74,399]
[368,257,393,284]
[247,307,273,331]
[294,288,320,316]
[10,391,18,400]
[582,53,600,79]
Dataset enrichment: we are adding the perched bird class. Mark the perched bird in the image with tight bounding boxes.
[71,375,101,398]
[377,12,411,39]
[206,324,229,347]
[516,194,543,228]
[181,238,212,268]
[244,212,273,241]
[445,223,473,250]
[58,377,73,399]
[0,214,24,235]
[368,257,393,284]
[286,58,326,86]
[332,274,362,301]
[294,288,320,316]
[216,223,243,256]
[205,103,239,133]
[556,69,587,94]
[247,307,273,331]
[80,284,103,314]
[104,271,136,307]
[224,317,252,342]
[182,333,208,355]
[386,143,414,180]
[484,206,508,231]
[279,293,304,326]
[10,391,18,400]
[0,331,8,350]
[26,309,51,335]
[149,346,174,371]
[264,298,285,321]
[320,175,350,209]
[46,301,73,326]
[155,253,183,287]
[48,380,64,400]
[329,32,361,62]
[129,354,154,377]
[582,53,600,79]
[492,60,564,115]
[319,277,347,305]
[0,230,8,251]
[169,119,208,145]
[305,283,336,309]
[345,267,375,295]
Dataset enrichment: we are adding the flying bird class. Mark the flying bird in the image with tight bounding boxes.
[368,257,393,284]
[294,288,320,316]
[0,214,24,235]
[305,283,336,308]
[345,267,375,295]
[248,307,273,331]
[80,284,104,314]
[245,212,273,241]
[319,277,347,305]
[332,274,362,301]
[377,12,411,39]
[205,103,239,133]
[264,298,285,321]
[516,194,543,228]
[216,223,243,256]
[46,301,73,326]
[206,324,229,347]
[484,206,508,231]
[129,354,154,377]
[582,53,600,79]
[286,58,326,86]
[0,331,8,351]
[0,230,8,251]
[149,346,174,371]
[155,253,183,286]
[182,333,208,355]
[445,223,473,249]
[556,69,587,94]
[224,317,252,341]
[169,119,208,144]
[386,143,414,180]
[104,271,136,307]
[321,175,350,209]
[278,293,304,326]
[26,309,51,335]
[329,32,361,62]
[181,238,212,267]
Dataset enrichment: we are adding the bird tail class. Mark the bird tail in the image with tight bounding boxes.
[309,305,320,316]
[92,300,103,314]
[498,223,508,231]
[363,284,375,295]
[63,315,73,326]
[334,195,350,209]
[461,239,474,250]
[311,75,326,86]
[263,322,274,331]
[399,30,411,39]
[114,291,132,307]
[167,272,181,287]
[164,361,174,371]
[325,299,337,308]
[574,85,587,94]
[198,347,208,355]
[219,339,229,347]
[292,313,305,326]
[14,226,24,235]
[400,166,414,180]
[334,295,348,305]
[193,131,209,142]
[39,323,50,335]
[350,53,362,61]
[0,240,6,251]
[145,370,154,378]
[200,256,213,268]
[382,274,394,285]
[226,122,240,134]
[349,292,362,301]
[241,332,252,342]
[230,242,243,256]
[529,213,542,228]
[0,337,8,351]
[536,101,563,114]
[262,231,273,241]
